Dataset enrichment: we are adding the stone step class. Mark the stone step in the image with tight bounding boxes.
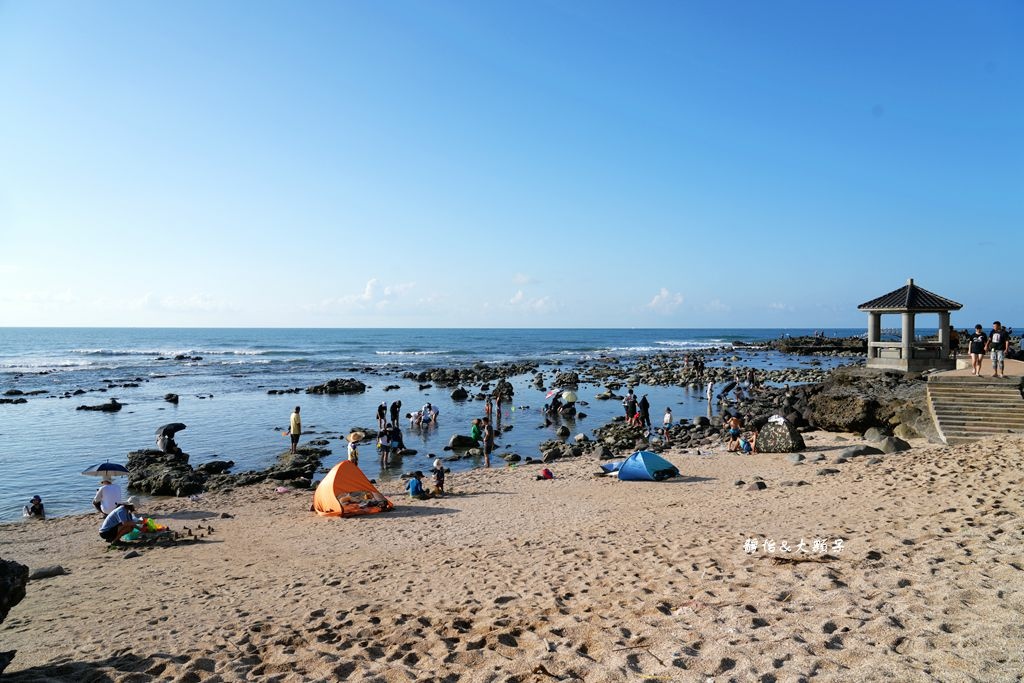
[933,410,1024,419]
[927,388,1023,398]
[933,408,1024,418]
[927,392,1024,401]
[935,423,1024,433]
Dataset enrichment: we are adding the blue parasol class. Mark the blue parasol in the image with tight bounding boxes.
[82,462,129,478]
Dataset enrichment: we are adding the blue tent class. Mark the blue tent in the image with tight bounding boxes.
[616,451,679,481]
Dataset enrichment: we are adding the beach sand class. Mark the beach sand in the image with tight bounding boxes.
[2,431,1023,682]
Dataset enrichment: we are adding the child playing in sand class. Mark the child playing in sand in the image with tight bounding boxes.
[407,471,432,500]
[432,458,446,495]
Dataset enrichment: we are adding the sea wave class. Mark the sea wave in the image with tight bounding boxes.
[654,340,732,349]
[374,350,454,356]
[71,348,269,357]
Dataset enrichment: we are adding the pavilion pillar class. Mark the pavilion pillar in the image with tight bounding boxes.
[867,312,881,360]
[901,312,915,361]
[938,311,950,357]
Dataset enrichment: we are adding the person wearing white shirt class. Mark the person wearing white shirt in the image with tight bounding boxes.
[93,479,123,515]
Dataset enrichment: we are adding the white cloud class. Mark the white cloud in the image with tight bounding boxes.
[768,302,795,312]
[704,298,731,313]
[644,288,684,314]
[158,294,234,312]
[306,279,417,312]
[508,289,557,313]
[513,273,536,286]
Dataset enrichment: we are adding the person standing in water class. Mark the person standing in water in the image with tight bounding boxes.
[482,416,495,468]
[289,406,302,455]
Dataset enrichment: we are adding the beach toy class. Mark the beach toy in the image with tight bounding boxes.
[275,486,290,493]
[122,528,141,541]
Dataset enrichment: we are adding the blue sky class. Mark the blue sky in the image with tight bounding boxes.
[0,1,1020,328]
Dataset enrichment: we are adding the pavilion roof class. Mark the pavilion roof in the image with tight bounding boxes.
[857,279,963,312]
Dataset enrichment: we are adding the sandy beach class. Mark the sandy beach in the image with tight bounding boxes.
[3,430,1023,682]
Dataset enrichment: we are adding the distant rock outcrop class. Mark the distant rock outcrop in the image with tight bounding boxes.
[306,378,366,395]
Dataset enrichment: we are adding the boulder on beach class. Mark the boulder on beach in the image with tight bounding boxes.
[756,419,805,453]
[450,387,469,401]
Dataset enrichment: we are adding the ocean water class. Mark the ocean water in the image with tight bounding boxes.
[0,327,866,521]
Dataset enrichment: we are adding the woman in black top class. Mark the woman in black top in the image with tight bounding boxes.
[969,325,987,376]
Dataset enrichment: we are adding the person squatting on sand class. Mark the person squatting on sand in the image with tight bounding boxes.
[987,321,1010,378]
[407,471,432,500]
[289,406,301,455]
[98,499,143,543]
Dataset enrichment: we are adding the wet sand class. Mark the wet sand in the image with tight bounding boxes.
[2,431,1023,681]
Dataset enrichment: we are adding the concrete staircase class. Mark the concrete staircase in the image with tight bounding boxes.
[927,376,1024,445]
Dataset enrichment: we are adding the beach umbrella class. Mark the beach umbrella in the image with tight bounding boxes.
[155,422,187,437]
[561,390,578,403]
[82,462,129,478]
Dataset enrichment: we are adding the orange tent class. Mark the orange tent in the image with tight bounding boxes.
[312,460,393,517]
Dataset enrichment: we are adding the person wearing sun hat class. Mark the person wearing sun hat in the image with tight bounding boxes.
[92,477,123,515]
[98,497,142,543]
[23,495,45,519]
[346,430,365,466]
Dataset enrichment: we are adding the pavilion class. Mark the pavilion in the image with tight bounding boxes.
[858,278,963,372]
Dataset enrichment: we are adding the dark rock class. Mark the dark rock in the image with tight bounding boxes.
[817,468,841,476]
[164,393,179,404]
[806,453,826,463]
[1,557,29,623]
[502,453,521,462]
[0,398,27,405]
[878,436,911,454]
[838,445,884,459]
[734,480,746,486]
[220,512,234,518]
[863,426,891,442]
[448,434,479,449]
[866,457,883,465]
[127,449,205,496]
[195,460,234,475]
[305,378,367,395]
[28,566,66,581]
[2,389,23,396]
[123,551,141,559]
[450,387,469,401]
[555,426,571,438]
[553,371,580,387]
[788,453,805,464]
[756,419,805,453]
[77,399,123,412]
[779,481,809,487]
[746,481,767,491]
